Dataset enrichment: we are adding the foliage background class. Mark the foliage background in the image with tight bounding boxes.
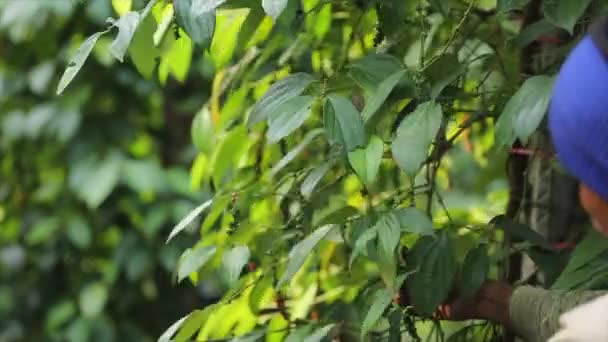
[1,0,608,341]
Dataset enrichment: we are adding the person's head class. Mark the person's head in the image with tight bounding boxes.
[550,18,608,234]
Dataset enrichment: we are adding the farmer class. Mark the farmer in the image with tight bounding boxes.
[442,17,608,342]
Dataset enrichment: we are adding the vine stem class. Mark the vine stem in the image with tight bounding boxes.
[422,0,477,72]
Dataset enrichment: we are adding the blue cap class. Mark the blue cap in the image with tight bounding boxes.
[549,32,608,201]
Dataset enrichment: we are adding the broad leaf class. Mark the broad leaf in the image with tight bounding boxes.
[109,11,141,62]
[79,283,108,318]
[249,274,273,314]
[429,0,449,16]
[394,207,434,235]
[495,76,553,147]
[497,0,531,13]
[57,31,107,95]
[174,306,216,342]
[512,20,555,47]
[324,95,367,151]
[248,73,314,127]
[491,215,552,249]
[230,330,265,342]
[361,70,405,122]
[191,106,215,154]
[349,225,377,268]
[543,0,593,34]
[425,54,463,99]
[177,245,217,282]
[361,288,392,338]
[278,224,335,286]
[407,232,456,316]
[348,135,384,186]
[391,101,442,175]
[552,230,608,290]
[303,324,335,342]
[174,0,216,46]
[222,245,251,287]
[69,152,122,209]
[349,54,404,93]
[267,96,314,143]
[158,315,189,342]
[460,245,490,297]
[270,128,323,177]
[301,161,334,199]
[376,212,401,262]
[167,199,212,243]
[262,0,288,20]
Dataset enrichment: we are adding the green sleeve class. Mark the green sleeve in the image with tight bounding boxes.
[509,286,606,342]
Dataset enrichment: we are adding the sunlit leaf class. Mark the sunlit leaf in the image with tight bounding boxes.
[177,245,217,282]
[167,199,212,243]
[57,31,107,95]
[109,11,141,62]
[278,224,335,286]
[158,315,189,342]
[248,73,314,128]
[174,306,216,342]
[191,105,215,154]
[79,283,108,318]
[391,101,442,176]
[262,0,288,20]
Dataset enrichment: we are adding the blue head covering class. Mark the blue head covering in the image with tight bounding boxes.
[549,19,608,201]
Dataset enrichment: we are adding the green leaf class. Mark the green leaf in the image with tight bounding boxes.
[231,330,265,342]
[543,0,593,34]
[129,11,159,78]
[248,73,314,128]
[278,224,335,286]
[79,283,109,318]
[285,326,314,342]
[69,152,122,209]
[210,126,248,187]
[324,95,367,152]
[551,230,608,289]
[174,0,216,46]
[361,288,392,338]
[66,215,92,249]
[109,11,141,62]
[303,324,335,342]
[267,96,314,143]
[222,245,251,287]
[512,19,555,47]
[429,0,450,17]
[491,215,552,249]
[497,0,531,13]
[262,0,288,20]
[270,128,323,177]
[349,225,377,268]
[191,105,215,154]
[388,309,402,342]
[249,274,272,314]
[460,245,490,297]
[174,306,216,342]
[361,70,405,122]
[495,75,553,146]
[348,135,384,186]
[349,54,404,93]
[407,232,456,316]
[425,54,463,99]
[300,161,334,199]
[27,218,60,245]
[391,101,442,176]
[177,245,217,282]
[57,31,107,95]
[376,212,401,262]
[167,199,212,243]
[394,207,434,235]
[159,315,189,342]
[236,4,265,52]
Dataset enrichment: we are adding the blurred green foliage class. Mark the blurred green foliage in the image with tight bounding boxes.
[2,0,608,341]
